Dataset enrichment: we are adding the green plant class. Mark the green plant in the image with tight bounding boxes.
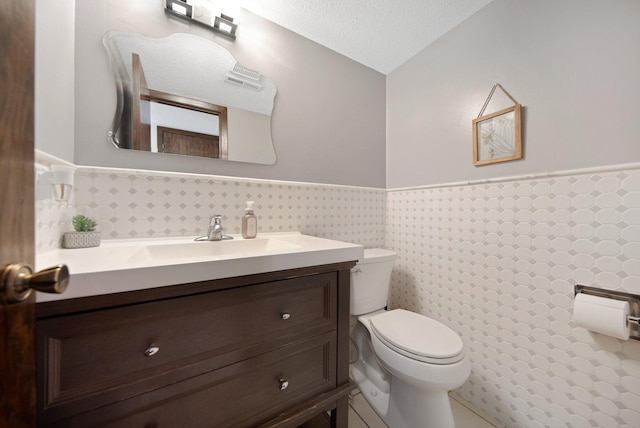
[72,214,98,232]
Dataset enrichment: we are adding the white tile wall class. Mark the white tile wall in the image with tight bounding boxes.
[35,154,76,252]
[35,159,386,252]
[386,166,640,428]
[36,199,75,251]
[35,150,640,428]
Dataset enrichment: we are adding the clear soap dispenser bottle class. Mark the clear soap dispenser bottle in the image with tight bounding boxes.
[242,201,257,239]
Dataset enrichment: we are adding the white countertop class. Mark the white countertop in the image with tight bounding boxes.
[36,232,363,302]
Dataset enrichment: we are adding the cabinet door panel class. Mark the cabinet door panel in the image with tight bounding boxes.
[37,273,337,423]
[48,333,337,428]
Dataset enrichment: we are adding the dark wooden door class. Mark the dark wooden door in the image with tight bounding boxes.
[0,0,37,426]
[158,126,221,158]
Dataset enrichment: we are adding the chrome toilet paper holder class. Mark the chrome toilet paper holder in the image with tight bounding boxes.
[575,285,640,341]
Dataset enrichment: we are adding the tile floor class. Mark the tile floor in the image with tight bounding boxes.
[348,389,497,428]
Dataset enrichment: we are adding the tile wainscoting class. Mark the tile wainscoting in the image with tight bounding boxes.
[35,152,386,252]
[386,165,640,428]
[35,153,76,253]
[36,150,640,427]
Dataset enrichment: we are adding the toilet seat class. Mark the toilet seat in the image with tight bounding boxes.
[370,309,464,365]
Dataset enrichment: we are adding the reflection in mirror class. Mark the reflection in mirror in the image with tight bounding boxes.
[103,31,277,164]
[132,52,228,159]
[150,102,225,158]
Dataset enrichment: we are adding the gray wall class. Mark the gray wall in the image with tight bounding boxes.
[35,0,75,162]
[386,0,640,188]
[72,0,386,188]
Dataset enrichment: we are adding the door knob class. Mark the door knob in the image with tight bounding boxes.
[1,263,69,304]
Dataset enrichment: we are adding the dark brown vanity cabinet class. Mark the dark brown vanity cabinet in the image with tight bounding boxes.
[36,262,355,427]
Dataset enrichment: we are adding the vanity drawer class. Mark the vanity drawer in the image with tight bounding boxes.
[46,332,337,428]
[37,273,337,424]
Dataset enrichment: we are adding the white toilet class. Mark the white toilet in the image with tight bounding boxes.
[350,249,470,428]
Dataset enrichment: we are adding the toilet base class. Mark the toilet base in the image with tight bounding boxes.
[351,368,455,428]
[351,322,462,428]
[387,377,455,428]
[353,364,457,428]
[351,364,390,418]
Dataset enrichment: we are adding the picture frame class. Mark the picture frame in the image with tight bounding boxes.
[472,104,522,166]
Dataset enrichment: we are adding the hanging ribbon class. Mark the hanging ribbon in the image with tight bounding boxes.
[477,83,520,118]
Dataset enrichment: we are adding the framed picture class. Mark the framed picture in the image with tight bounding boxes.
[472,104,522,166]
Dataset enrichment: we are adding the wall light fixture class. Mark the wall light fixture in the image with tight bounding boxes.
[213,13,238,38]
[35,164,76,202]
[164,0,238,39]
[165,0,193,18]
[50,165,75,202]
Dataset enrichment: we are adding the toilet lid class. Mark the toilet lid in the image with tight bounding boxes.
[370,309,464,364]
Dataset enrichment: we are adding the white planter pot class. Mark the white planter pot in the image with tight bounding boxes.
[63,231,101,249]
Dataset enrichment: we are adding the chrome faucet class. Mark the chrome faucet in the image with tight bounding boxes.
[207,214,224,241]
[194,215,233,241]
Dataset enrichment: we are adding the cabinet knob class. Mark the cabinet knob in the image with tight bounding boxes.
[144,345,160,357]
[279,378,289,390]
[281,312,291,320]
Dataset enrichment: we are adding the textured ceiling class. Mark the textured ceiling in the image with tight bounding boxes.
[237,0,494,74]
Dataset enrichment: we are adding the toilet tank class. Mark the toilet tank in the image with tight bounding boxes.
[350,249,397,315]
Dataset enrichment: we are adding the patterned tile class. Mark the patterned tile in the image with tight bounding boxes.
[34,155,76,252]
[36,163,385,252]
[386,167,640,428]
[34,150,640,428]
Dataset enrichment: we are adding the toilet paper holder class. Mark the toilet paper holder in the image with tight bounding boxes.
[575,285,640,341]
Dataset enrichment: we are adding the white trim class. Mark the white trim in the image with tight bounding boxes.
[35,149,640,194]
[34,149,75,167]
[387,163,640,193]
[35,149,385,192]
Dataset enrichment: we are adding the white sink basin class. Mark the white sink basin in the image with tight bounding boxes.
[36,232,363,302]
[143,236,302,261]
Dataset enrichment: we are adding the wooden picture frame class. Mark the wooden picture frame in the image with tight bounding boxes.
[473,104,522,166]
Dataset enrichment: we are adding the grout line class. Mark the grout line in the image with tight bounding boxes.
[349,401,371,428]
[449,392,501,428]
[349,388,362,399]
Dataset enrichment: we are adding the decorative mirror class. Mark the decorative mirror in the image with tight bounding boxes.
[103,31,277,164]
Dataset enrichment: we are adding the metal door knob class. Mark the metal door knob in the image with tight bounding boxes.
[281,312,291,320]
[1,263,69,304]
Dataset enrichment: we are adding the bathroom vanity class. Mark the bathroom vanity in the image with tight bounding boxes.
[35,233,362,427]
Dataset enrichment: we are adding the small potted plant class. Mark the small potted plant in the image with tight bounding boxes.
[63,214,101,249]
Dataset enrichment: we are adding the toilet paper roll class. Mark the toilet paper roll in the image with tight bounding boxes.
[572,293,630,340]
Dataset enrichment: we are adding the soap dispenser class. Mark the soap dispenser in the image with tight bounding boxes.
[242,201,258,239]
